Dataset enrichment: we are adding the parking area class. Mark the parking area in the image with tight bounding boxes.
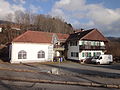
[42,62,120,77]
[0,61,120,77]
[0,61,120,85]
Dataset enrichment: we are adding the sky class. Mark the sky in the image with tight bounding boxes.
[0,0,120,37]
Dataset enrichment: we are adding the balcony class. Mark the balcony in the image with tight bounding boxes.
[54,45,65,51]
[79,45,106,50]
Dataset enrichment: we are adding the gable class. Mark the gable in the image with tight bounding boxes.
[81,29,108,42]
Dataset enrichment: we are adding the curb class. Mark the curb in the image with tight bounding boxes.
[0,76,120,89]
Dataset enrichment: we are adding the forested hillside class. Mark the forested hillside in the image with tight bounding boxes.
[107,37,120,57]
[0,11,73,44]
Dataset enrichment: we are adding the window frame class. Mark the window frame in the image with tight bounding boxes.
[82,52,84,57]
[38,50,45,58]
[71,52,78,57]
[18,50,27,59]
[70,41,77,46]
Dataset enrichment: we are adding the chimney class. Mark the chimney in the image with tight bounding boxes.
[80,28,84,32]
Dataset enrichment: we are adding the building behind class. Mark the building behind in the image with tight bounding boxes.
[66,28,108,62]
[10,30,69,63]
[9,28,108,63]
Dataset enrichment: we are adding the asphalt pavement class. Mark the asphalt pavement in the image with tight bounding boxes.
[0,80,118,90]
[0,61,120,89]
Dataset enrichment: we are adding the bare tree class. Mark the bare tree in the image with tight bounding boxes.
[5,13,13,22]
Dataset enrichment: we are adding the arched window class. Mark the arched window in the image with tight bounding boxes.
[38,50,45,58]
[18,50,27,59]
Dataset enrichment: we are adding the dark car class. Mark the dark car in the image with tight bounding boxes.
[84,57,93,64]
[113,56,120,63]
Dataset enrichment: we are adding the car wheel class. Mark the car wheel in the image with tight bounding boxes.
[97,62,100,65]
[109,62,112,65]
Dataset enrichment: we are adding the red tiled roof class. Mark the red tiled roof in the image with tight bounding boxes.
[12,30,69,43]
[56,33,69,40]
[81,29,108,42]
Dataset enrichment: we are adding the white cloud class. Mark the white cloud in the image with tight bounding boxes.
[13,0,26,4]
[0,0,25,21]
[54,0,86,11]
[50,0,120,37]
[30,5,42,13]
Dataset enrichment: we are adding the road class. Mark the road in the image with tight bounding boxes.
[0,80,117,90]
[0,61,120,89]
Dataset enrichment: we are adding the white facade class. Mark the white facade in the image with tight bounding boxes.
[10,42,54,63]
[0,28,2,32]
[67,40,105,61]
[67,41,79,60]
[79,50,104,60]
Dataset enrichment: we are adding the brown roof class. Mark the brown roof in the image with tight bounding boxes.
[12,30,69,43]
[56,33,69,40]
[66,30,93,41]
[67,28,108,42]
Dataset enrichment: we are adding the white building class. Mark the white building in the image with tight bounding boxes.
[10,30,68,63]
[66,29,108,61]
[0,26,2,32]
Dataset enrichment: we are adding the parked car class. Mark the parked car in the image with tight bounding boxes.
[113,56,120,63]
[91,54,113,64]
[84,57,93,64]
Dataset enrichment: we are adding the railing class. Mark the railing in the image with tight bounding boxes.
[79,45,106,50]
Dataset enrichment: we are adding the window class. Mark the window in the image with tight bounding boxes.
[97,52,101,56]
[82,41,84,45]
[87,41,91,45]
[88,52,91,57]
[96,42,100,46]
[71,52,73,57]
[70,41,77,46]
[93,52,96,56]
[82,52,84,57]
[93,42,96,46]
[85,52,88,57]
[99,42,101,46]
[76,52,78,57]
[18,50,27,59]
[71,52,78,57]
[38,50,45,58]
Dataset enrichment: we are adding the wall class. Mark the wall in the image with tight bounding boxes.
[67,41,79,60]
[0,28,2,32]
[11,42,54,63]
[79,40,105,60]
[67,40,105,61]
